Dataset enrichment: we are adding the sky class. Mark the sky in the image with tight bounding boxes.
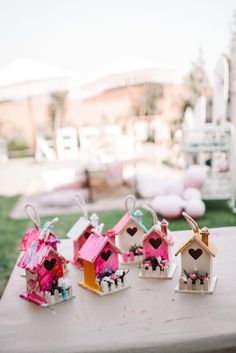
[0,0,235,83]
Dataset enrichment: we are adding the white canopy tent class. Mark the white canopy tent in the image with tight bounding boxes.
[77,56,175,99]
[0,57,79,151]
[0,57,77,101]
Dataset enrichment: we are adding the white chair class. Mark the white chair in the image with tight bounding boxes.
[56,127,79,160]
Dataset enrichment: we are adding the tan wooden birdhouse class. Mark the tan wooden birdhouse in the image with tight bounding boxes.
[175,212,217,294]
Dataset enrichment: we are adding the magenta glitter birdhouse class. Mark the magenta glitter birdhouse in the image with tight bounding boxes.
[17,217,74,307]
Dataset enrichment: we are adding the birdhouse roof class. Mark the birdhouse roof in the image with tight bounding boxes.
[66,217,91,241]
[19,228,59,251]
[175,233,217,257]
[104,228,116,239]
[78,233,123,263]
[142,225,174,245]
[17,240,67,272]
[113,212,148,234]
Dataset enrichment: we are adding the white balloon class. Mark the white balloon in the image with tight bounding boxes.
[152,195,184,219]
[183,187,202,200]
[137,177,166,198]
[165,179,184,196]
[184,199,206,218]
[184,165,207,189]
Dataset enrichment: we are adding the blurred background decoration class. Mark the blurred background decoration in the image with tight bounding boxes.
[0,17,236,215]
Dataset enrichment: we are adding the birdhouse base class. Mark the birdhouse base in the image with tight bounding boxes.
[63,263,69,273]
[79,281,130,296]
[139,263,177,279]
[175,275,217,294]
[119,254,143,265]
[20,289,75,307]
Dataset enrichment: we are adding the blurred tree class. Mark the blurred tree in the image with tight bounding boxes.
[48,91,68,131]
[185,49,211,106]
[131,83,163,116]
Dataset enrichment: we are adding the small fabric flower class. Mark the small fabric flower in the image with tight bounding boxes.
[189,272,198,280]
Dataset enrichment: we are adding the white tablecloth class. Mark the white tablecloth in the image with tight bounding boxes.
[1,227,236,353]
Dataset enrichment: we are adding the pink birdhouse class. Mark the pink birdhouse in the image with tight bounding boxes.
[114,195,148,264]
[139,206,176,279]
[66,194,100,268]
[78,231,130,296]
[17,218,73,307]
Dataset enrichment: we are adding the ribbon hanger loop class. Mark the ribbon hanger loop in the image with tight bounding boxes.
[74,193,88,219]
[24,204,41,229]
[142,205,159,226]
[182,212,199,234]
[125,195,136,215]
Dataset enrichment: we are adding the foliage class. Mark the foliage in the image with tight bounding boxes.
[6,138,34,158]
[48,91,68,130]
[7,138,29,152]
[0,196,28,296]
[132,83,163,116]
[184,49,211,106]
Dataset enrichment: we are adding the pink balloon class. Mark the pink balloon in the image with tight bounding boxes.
[183,187,201,200]
[185,199,206,218]
[184,165,207,189]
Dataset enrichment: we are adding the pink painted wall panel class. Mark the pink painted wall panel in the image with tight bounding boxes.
[143,231,169,260]
[94,243,119,275]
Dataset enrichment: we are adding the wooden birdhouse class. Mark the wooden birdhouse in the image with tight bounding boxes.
[78,230,130,296]
[66,194,100,268]
[19,204,60,252]
[175,212,217,294]
[113,195,148,264]
[17,218,74,307]
[139,206,177,278]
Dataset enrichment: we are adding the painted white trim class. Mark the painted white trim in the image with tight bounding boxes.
[139,263,177,279]
[175,276,217,294]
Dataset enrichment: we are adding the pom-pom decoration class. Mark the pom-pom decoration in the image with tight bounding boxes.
[185,199,206,218]
[184,164,207,189]
[183,187,202,200]
[152,195,184,219]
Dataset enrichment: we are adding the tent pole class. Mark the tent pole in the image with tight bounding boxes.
[27,97,36,153]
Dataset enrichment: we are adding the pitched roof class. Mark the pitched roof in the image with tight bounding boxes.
[113,212,147,234]
[142,225,174,245]
[17,240,67,272]
[175,233,217,257]
[66,217,91,241]
[78,233,123,263]
[19,228,59,251]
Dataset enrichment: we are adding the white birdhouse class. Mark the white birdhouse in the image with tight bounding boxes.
[175,212,217,294]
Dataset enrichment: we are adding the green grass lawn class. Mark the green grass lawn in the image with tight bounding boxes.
[0,195,235,297]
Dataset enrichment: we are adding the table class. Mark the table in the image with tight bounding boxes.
[1,227,236,353]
